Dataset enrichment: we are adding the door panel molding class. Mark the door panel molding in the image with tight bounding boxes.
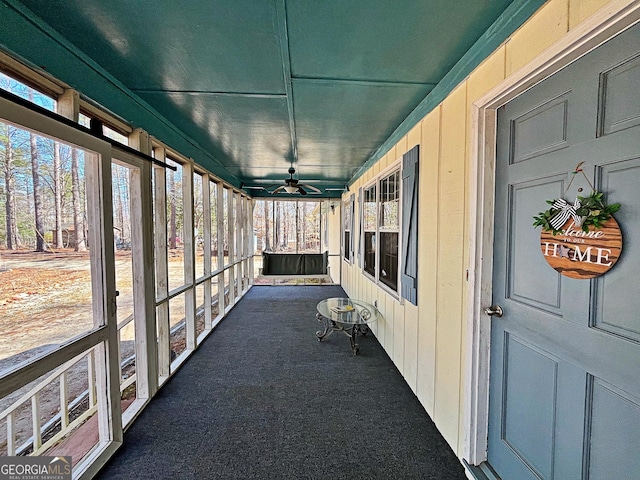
[501,334,559,479]
[592,156,640,342]
[597,52,640,136]
[510,92,570,164]
[585,377,640,478]
[506,178,564,313]
[464,0,640,465]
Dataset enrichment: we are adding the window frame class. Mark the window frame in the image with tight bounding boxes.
[342,195,354,263]
[362,183,377,277]
[360,161,403,296]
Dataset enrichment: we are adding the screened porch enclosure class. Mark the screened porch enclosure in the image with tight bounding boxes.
[0,73,345,477]
[4,1,635,479]
[0,85,265,478]
[252,199,341,284]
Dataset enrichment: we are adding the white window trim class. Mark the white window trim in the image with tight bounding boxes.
[342,196,354,264]
[362,182,377,280]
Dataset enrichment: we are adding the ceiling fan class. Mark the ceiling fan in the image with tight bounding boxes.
[270,167,321,196]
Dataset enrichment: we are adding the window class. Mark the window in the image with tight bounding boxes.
[0,116,100,369]
[342,196,353,262]
[223,187,229,265]
[166,157,185,291]
[193,172,205,279]
[361,168,401,292]
[78,112,129,145]
[379,170,400,290]
[210,180,218,270]
[363,185,377,276]
[322,201,329,248]
[78,112,90,128]
[0,71,55,111]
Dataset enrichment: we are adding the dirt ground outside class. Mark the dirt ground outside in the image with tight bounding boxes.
[0,247,189,455]
[0,248,202,364]
[0,247,313,455]
[1,248,325,380]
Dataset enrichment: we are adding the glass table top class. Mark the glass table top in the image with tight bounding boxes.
[316,298,379,325]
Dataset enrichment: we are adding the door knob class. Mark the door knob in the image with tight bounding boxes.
[484,305,503,317]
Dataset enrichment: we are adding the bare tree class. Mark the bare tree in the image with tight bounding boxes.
[2,124,19,249]
[210,182,218,258]
[193,176,204,240]
[169,171,177,249]
[263,200,271,251]
[300,202,307,251]
[71,149,86,250]
[113,164,125,247]
[52,142,63,248]
[29,127,46,252]
[276,203,281,250]
[27,90,47,251]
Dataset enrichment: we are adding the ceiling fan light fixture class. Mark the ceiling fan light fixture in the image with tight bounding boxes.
[284,185,298,194]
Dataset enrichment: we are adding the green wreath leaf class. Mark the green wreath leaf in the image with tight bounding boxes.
[532,191,620,235]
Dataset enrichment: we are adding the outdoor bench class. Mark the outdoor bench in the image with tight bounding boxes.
[259,251,331,284]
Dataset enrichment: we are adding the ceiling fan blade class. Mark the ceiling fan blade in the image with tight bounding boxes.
[258,166,326,196]
[299,183,322,194]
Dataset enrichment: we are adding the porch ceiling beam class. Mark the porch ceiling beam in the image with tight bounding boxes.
[275,0,298,166]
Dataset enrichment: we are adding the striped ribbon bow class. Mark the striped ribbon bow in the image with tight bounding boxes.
[550,198,582,229]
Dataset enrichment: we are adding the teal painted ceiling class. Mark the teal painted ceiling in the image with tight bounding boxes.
[0,0,542,196]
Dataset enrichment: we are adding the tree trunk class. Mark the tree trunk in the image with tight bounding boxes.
[169,172,177,249]
[3,125,18,250]
[30,132,46,251]
[274,202,281,251]
[301,203,307,251]
[27,91,46,252]
[71,149,86,251]
[264,200,270,251]
[113,165,124,248]
[282,204,287,250]
[53,141,63,248]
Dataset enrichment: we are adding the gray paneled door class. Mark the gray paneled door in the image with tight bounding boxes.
[488,24,640,480]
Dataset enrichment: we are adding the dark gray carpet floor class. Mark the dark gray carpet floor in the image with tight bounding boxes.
[96,285,466,480]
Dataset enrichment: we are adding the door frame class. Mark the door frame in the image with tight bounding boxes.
[0,90,122,478]
[464,0,640,466]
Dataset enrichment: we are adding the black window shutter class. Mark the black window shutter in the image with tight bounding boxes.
[401,145,419,305]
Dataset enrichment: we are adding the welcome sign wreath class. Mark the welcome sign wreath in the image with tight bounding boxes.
[532,163,622,279]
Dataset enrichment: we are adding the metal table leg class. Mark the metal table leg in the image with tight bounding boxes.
[316,313,333,341]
